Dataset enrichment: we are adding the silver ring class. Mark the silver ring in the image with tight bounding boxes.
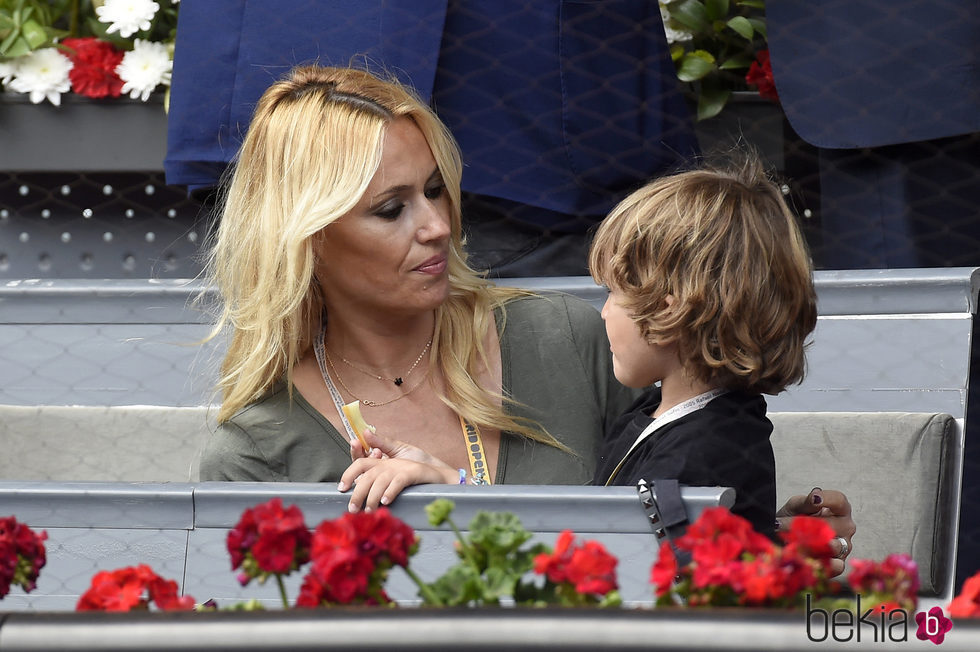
[834,536,850,559]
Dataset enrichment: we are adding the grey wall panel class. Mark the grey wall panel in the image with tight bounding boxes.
[0,528,188,613]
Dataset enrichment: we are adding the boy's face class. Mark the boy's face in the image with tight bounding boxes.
[600,289,679,388]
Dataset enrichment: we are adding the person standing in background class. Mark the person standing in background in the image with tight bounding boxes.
[164,0,699,276]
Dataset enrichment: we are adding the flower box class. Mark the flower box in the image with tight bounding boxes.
[0,93,167,172]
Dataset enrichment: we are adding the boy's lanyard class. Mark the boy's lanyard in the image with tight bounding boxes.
[603,388,728,486]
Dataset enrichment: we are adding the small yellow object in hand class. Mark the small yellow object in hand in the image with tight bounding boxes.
[341,400,372,453]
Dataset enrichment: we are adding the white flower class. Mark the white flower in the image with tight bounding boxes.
[659,3,693,45]
[116,39,172,101]
[0,58,19,86]
[96,0,160,39]
[6,48,73,106]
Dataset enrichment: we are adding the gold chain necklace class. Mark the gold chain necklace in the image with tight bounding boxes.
[332,337,432,386]
[322,346,431,407]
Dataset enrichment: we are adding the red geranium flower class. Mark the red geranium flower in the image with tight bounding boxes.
[299,508,417,607]
[76,564,195,612]
[0,516,47,598]
[780,515,836,559]
[533,530,618,598]
[533,529,575,584]
[848,553,919,610]
[948,571,980,618]
[227,497,312,585]
[650,507,844,608]
[745,49,779,103]
[677,507,773,558]
[61,37,124,99]
[566,540,618,596]
[649,541,678,597]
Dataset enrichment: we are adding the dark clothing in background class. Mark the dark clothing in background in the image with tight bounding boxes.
[164,0,698,276]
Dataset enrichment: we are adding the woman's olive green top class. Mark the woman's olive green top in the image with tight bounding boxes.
[198,294,640,484]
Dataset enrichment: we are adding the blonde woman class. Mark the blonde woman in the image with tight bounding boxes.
[199,65,631,487]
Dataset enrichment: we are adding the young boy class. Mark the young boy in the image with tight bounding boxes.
[588,157,817,537]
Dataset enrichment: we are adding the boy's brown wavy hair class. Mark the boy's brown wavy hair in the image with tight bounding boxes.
[588,156,817,395]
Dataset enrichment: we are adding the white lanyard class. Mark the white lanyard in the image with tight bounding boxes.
[312,326,361,446]
[604,388,727,485]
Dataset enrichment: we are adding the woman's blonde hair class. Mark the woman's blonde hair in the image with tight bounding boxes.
[204,65,554,446]
[588,156,817,395]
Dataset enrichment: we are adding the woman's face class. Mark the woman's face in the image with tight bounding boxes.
[315,117,452,322]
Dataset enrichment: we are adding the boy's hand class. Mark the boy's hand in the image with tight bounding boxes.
[777,487,856,577]
[338,458,458,512]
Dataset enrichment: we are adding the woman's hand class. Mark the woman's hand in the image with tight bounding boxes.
[349,427,453,470]
[338,457,458,512]
[777,487,856,577]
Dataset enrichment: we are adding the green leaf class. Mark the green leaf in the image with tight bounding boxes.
[427,565,483,606]
[737,0,766,9]
[726,15,754,40]
[704,0,729,22]
[425,498,455,526]
[483,566,518,600]
[598,590,624,608]
[676,51,716,82]
[669,43,685,62]
[748,17,767,40]
[20,16,44,48]
[698,86,731,121]
[467,511,533,554]
[719,53,753,70]
[670,0,710,33]
[1,32,30,58]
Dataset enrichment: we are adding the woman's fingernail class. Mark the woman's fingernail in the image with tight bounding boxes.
[774,519,782,532]
[811,493,823,505]
[364,506,373,513]
[348,502,359,513]
[337,481,347,492]
[380,496,390,506]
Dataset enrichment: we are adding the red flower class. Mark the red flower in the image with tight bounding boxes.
[0,516,47,598]
[566,540,618,596]
[533,530,618,598]
[677,507,773,558]
[948,571,980,618]
[534,530,575,584]
[780,515,835,559]
[61,38,124,99]
[299,550,374,606]
[298,508,417,606]
[650,507,845,608]
[745,49,779,103]
[76,564,194,612]
[650,541,678,597]
[345,509,418,568]
[227,498,312,585]
[848,553,919,610]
